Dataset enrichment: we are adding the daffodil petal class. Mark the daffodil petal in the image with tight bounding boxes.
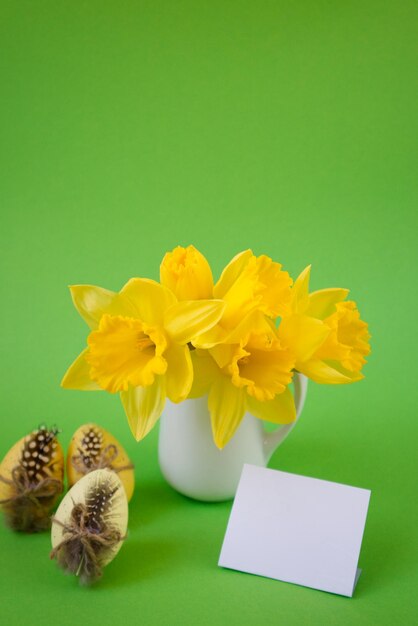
[70,285,118,329]
[164,299,225,344]
[164,344,193,403]
[120,377,166,441]
[327,360,365,382]
[247,387,296,424]
[298,360,355,384]
[192,324,228,349]
[61,348,101,390]
[208,376,246,449]
[223,310,268,345]
[308,288,349,319]
[279,314,329,362]
[209,343,237,369]
[213,250,253,298]
[69,285,138,329]
[120,278,177,325]
[291,265,311,313]
[193,308,268,349]
[188,350,219,398]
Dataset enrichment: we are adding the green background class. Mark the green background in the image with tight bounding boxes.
[1,1,417,624]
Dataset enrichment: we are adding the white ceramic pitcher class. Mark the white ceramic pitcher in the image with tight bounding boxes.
[158,373,308,502]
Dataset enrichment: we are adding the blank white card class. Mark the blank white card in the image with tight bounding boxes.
[219,464,371,597]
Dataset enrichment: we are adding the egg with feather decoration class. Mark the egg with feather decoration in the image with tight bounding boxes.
[0,426,64,532]
[50,469,128,584]
[67,424,135,501]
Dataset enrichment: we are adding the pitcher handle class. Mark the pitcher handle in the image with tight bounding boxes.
[263,372,308,462]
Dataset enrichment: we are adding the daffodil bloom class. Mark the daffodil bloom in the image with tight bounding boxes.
[160,245,214,300]
[215,250,292,320]
[187,248,293,347]
[279,266,370,383]
[189,312,296,449]
[61,278,225,441]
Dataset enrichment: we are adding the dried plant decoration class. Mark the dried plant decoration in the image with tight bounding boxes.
[0,426,64,532]
[67,424,135,501]
[51,469,128,585]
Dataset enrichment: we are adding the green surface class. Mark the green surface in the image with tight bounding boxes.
[1,1,417,624]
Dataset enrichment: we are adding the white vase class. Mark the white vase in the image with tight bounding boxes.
[158,373,308,502]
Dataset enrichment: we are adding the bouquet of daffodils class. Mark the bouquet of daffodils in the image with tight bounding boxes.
[62,246,370,449]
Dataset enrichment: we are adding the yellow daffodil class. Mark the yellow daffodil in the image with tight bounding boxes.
[214,250,292,321]
[167,247,293,347]
[279,266,370,383]
[160,245,214,300]
[61,278,225,441]
[189,312,296,449]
